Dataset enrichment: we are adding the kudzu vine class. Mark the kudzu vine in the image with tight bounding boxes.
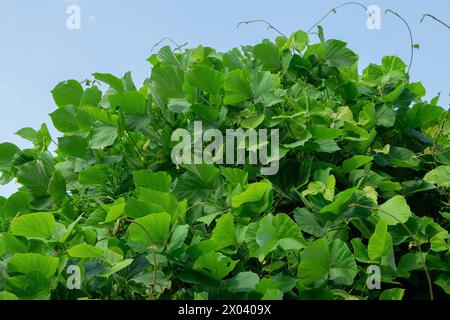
[0,6,449,301]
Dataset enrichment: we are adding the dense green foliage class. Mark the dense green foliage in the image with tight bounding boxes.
[0,28,449,300]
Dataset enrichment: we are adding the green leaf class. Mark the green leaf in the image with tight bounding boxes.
[89,126,118,149]
[133,170,171,192]
[241,114,265,129]
[224,70,251,105]
[328,239,358,285]
[379,288,405,300]
[262,289,283,300]
[250,71,278,104]
[430,231,449,252]
[398,252,425,272]
[151,65,184,98]
[138,188,178,217]
[80,105,118,125]
[8,253,59,277]
[298,238,357,285]
[351,238,371,263]
[128,212,171,247]
[311,39,358,68]
[211,213,236,249]
[58,135,89,158]
[156,46,181,67]
[11,213,55,239]
[1,191,32,219]
[309,126,343,141]
[245,221,273,261]
[167,225,189,253]
[378,195,412,225]
[341,155,373,174]
[293,30,309,52]
[4,271,51,299]
[193,251,238,281]
[384,146,420,168]
[48,170,66,205]
[68,243,104,258]
[368,220,388,261]
[100,259,133,277]
[80,86,102,106]
[273,213,306,250]
[104,200,126,223]
[78,164,109,186]
[423,166,450,188]
[174,164,221,201]
[406,103,445,129]
[435,273,450,294]
[231,181,272,218]
[376,105,396,127]
[50,105,79,132]
[51,80,83,107]
[0,291,19,300]
[298,238,330,285]
[187,65,224,94]
[255,215,278,258]
[294,208,326,237]
[124,198,156,219]
[17,160,51,197]
[168,98,191,113]
[253,41,281,72]
[0,233,29,254]
[109,92,147,115]
[224,271,259,293]
[0,143,20,168]
[93,73,124,92]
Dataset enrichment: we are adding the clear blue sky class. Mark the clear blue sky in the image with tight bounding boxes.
[0,0,449,196]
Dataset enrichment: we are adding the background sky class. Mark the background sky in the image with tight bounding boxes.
[0,0,449,197]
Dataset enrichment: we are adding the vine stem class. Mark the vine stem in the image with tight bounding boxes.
[385,9,414,74]
[124,128,152,168]
[151,37,188,52]
[125,218,158,300]
[66,192,81,211]
[118,110,152,168]
[236,19,287,38]
[148,244,158,299]
[348,204,434,300]
[307,2,371,34]
[420,14,450,29]
[163,201,227,249]
[432,108,450,162]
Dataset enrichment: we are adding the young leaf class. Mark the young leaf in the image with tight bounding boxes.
[68,244,104,258]
[368,220,388,261]
[193,251,238,281]
[128,212,171,246]
[378,195,412,225]
[51,80,83,107]
[8,253,59,277]
[11,213,55,240]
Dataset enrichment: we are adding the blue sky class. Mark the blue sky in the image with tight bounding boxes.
[0,0,449,196]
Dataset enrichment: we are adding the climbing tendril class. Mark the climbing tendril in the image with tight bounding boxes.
[236,19,287,38]
[385,9,415,74]
[307,2,372,34]
[151,37,188,52]
[420,14,450,30]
